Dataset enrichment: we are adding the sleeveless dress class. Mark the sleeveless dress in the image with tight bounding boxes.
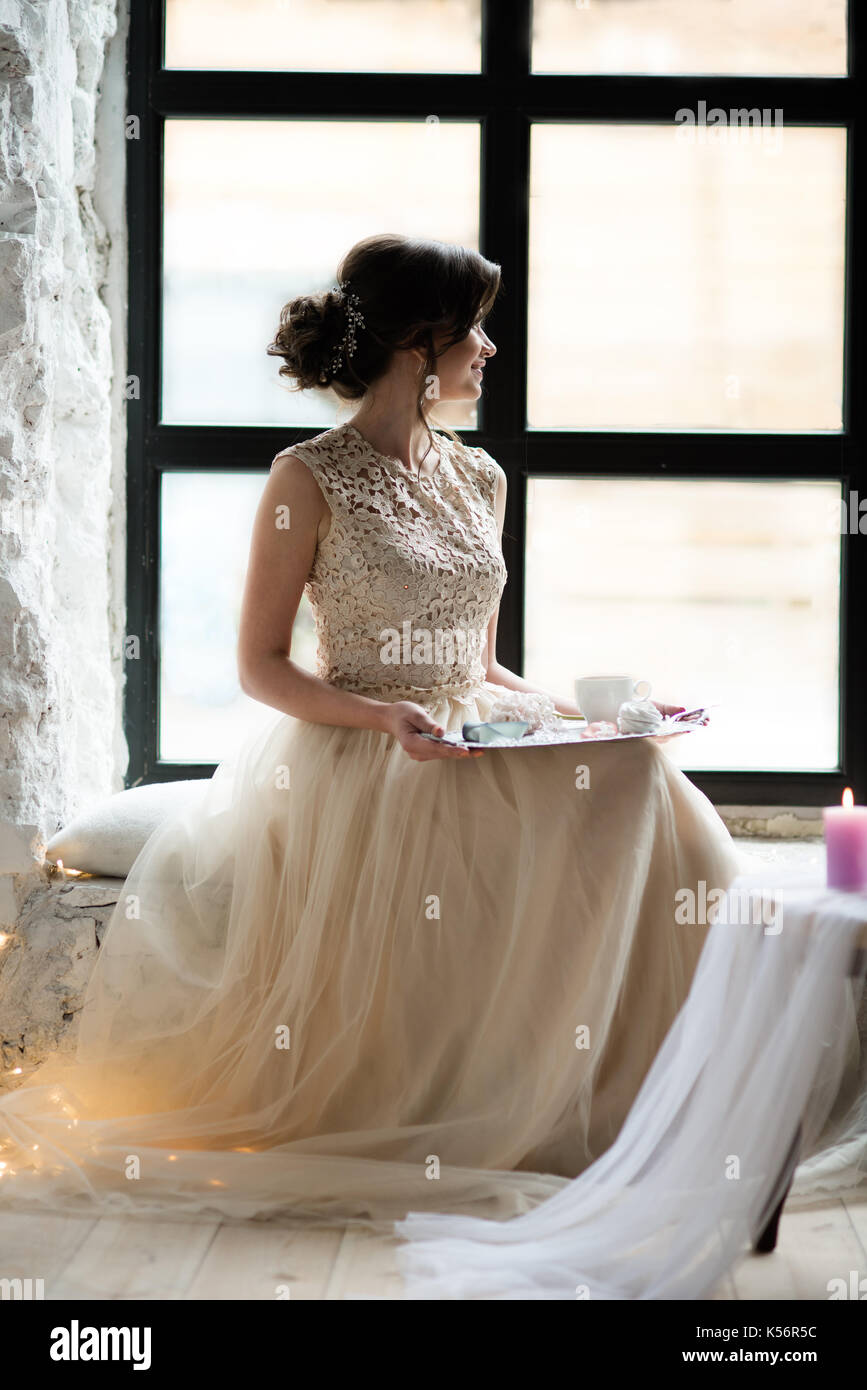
[0,421,748,1231]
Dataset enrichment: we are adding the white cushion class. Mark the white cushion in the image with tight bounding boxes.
[43,780,209,878]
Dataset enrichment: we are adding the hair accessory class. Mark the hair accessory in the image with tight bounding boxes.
[328,279,366,377]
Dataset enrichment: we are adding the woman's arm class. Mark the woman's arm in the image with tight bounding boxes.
[237,453,390,729]
[482,463,584,717]
[236,453,485,760]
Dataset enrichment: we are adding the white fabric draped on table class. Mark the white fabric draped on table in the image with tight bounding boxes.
[395,871,867,1300]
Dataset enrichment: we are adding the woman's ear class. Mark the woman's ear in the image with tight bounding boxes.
[405,326,436,371]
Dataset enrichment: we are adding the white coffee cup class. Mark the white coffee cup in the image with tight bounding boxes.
[575,675,652,724]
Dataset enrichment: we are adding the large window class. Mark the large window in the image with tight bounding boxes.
[127,0,865,806]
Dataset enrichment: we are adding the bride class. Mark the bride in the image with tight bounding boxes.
[3,233,860,1298]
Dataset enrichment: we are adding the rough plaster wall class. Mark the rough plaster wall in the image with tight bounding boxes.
[717,806,824,838]
[0,0,127,941]
[0,873,119,1073]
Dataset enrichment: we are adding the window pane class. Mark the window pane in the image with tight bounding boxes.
[528,124,846,431]
[163,120,481,428]
[523,477,841,772]
[532,0,847,75]
[160,472,318,763]
[165,0,481,72]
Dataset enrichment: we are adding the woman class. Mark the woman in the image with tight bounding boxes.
[0,234,748,1240]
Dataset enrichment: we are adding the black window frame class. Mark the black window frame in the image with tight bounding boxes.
[126,0,865,805]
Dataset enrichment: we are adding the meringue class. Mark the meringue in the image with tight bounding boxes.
[581,720,619,740]
[617,698,663,735]
[486,690,561,733]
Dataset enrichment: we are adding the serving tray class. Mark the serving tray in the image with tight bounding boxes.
[418,711,710,751]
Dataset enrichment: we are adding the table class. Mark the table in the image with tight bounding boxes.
[751,908,867,1255]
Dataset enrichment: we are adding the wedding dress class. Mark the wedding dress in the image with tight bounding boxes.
[0,421,862,1300]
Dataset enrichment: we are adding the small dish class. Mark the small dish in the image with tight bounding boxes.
[462,720,531,744]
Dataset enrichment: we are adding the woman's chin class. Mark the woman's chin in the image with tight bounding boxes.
[434,383,482,403]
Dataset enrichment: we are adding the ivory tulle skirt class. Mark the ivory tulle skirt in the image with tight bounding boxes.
[1,682,863,1299]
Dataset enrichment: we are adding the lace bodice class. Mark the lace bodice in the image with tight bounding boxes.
[271,421,508,705]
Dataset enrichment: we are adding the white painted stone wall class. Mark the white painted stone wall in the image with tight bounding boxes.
[0,0,128,942]
[0,874,121,1073]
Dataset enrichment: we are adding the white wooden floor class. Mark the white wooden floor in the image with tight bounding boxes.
[2,836,864,1301]
[0,1196,865,1299]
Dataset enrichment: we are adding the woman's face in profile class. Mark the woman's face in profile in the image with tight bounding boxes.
[431,316,497,402]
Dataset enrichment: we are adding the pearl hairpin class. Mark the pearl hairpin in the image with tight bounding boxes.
[328,279,366,377]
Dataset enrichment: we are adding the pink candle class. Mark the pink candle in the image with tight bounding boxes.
[823,788,867,891]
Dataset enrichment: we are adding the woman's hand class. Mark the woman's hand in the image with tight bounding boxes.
[651,701,712,745]
[652,700,712,727]
[653,699,686,720]
[381,701,485,761]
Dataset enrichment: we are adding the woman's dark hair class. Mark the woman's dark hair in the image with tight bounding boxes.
[266,234,501,454]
